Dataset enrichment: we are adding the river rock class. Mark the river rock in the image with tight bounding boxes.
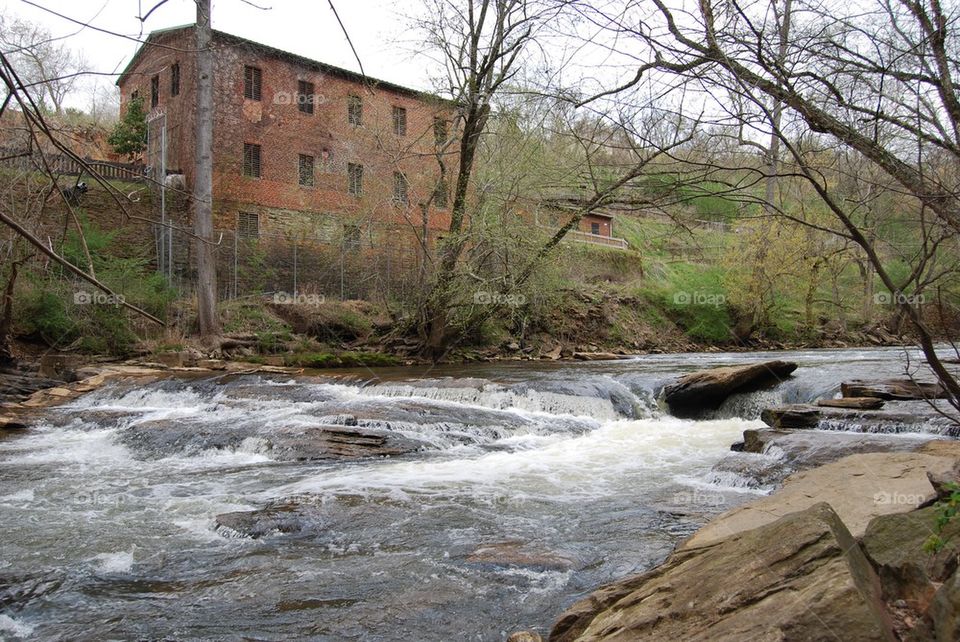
[740,428,934,468]
[861,507,960,613]
[572,352,623,361]
[465,541,577,571]
[684,452,958,550]
[662,360,797,416]
[550,503,895,641]
[215,502,324,538]
[819,396,885,409]
[841,379,948,401]
[924,569,960,641]
[118,420,419,461]
[760,402,957,434]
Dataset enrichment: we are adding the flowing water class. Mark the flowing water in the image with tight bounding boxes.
[0,346,955,640]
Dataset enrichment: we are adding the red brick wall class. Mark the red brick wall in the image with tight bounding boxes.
[581,213,612,237]
[119,28,455,242]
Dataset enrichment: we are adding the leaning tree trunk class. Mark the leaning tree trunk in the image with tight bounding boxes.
[192,0,221,341]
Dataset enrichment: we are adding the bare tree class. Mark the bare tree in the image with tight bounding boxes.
[575,0,960,410]
[192,0,221,341]
[0,10,86,114]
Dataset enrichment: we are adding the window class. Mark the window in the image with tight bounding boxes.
[433,179,448,208]
[244,65,262,100]
[237,212,259,240]
[131,89,140,101]
[298,154,315,186]
[243,143,261,178]
[348,95,362,126]
[433,117,448,146]
[347,163,363,196]
[170,63,180,97]
[393,171,409,206]
[297,80,314,114]
[150,75,159,109]
[591,222,601,235]
[343,224,361,251]
[392,106,407,136]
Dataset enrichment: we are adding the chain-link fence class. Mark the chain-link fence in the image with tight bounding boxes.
[160,224,428,304]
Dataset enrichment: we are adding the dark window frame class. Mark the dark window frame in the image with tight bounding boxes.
[348,95,362,126]
[150,74,159,109]
[347,162,363,196]
[243,65,262,101]
[590,222,601,235]
[243,143,262,178]
[297,80,314,114]
[298,153,315,186]
[237,211,260,240]
[393,171,409,206]
[170,63,180,97]
[392,106,407,136]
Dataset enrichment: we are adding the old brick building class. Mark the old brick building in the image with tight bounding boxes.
[117,25,455,250]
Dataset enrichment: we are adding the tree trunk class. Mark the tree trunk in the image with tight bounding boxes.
[193,0,221,341]
[0,255,27,369]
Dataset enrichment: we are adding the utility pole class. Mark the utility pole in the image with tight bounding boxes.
[193,0,221,340]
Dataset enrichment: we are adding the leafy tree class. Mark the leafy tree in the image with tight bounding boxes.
[108,95,147,159]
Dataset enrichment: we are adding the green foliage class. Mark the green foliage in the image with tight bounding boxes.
[108,96,147,159]
[924,482,960,554]
[18,288,78,345]
[641,264,734,342]
[256,329,293,352]
[284,351,399,368]
[14,219,176,356]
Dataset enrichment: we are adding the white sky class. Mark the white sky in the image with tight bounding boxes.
[0,0,435,104]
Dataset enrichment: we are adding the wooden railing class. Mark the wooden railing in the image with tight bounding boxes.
[546,227,629,249]
[0,148,144,180]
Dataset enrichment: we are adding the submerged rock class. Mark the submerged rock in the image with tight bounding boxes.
[550,503,895,641]
[464,541,577,571]
[118,420,419,461]
[215,502,324,539]
[662,360,797,417]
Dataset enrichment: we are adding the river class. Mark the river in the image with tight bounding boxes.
[0,346,953,640]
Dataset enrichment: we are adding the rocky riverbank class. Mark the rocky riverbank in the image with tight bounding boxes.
[545,362,960,641]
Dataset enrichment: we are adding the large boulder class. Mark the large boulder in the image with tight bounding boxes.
[684,452,958,550]
[662,360,797,417]
[550,503,895,642]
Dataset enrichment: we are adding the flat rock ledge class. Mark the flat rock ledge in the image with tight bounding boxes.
[685,452,957,549]
[551,449,960,641]
[662,360,797,417]
[551,503,895,642]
